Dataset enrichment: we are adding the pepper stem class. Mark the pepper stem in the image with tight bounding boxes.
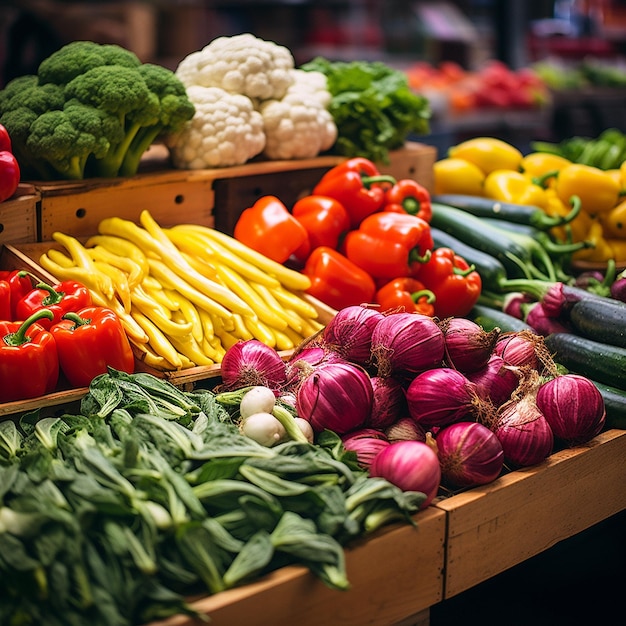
[411,289,436,304]
[361,174,397,189]
[3,309,54,347]
[62,312,91,328]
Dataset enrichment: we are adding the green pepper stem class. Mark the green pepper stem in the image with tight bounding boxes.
[361,174,396,189]
[62,312,91,328]
[411,289,436,304]
[3,309,54,347]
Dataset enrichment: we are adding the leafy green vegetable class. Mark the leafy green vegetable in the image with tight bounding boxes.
[0,369,423,625]
[301,57,431,163]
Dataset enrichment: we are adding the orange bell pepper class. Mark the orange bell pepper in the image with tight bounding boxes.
[233,195,310,264]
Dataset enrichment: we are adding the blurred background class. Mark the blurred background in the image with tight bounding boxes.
[2,0,626,156]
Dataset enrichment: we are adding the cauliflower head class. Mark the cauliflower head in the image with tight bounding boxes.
[259,69,337,160]
[166,85,265,168]
[175,33,295,101]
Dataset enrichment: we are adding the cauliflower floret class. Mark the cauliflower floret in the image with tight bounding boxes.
[259,69,337,160]
[175,33,295,101]
[166,85,265,168]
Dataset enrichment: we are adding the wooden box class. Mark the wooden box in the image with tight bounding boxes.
[32,143,437,240]
[148,506,446,626]
[0,184,39,245]
[434,428,626,598]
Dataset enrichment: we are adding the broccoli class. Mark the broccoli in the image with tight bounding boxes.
[0,41,195,180]
[37,40,141,86]
[119,63,197,176]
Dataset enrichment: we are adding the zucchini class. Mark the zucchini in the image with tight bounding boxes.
[589,379,626,430]
[431,202,556,281]
[468,304,533,333]
[431,193,577,230]
[544,333,626,391]
[431,227,511,292]
[568,297,626,349]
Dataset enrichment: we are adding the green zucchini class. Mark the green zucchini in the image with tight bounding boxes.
[431,193,577,230]
[431,202,556,281]
[544,333,626,391]
[468,304,533,333]
[568,298,626,349]
[589,379,626,430]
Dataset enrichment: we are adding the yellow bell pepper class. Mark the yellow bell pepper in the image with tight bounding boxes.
[605,168,624,189]
[544,189,591,243]
[433,157,485,196]
[601,198,626,239]
[483,169,549,208]
[572,220,615,262]
[520,152,571,183]
[607,238,626,262]
[448,137,523,175]
[555,163,621,215]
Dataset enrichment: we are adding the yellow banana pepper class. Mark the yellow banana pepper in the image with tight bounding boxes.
[601,198,626,239]
[520,152,571,183]
[555,163,621,215]
[483,169,549,208]
[433,157,485,196]
[544,189,591,243]
[448,137,523,174]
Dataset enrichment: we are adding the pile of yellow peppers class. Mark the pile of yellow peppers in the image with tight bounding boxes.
[434,137,626,263]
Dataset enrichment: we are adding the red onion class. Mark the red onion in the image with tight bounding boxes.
[466,355,521,407]
[406,367,481,427]
[342,428,390,468]
[384,417,427,443]
[439,317,500,374]
[365,376,408,430]
[536,374,606,445]
[493,330,553,372]
[285,345,341,387]
[371,312,445,378]
[220,339,287,390]
[494,390,554,467]
[322,305,384,366]
[369,440,441,507]
[295,361,373,434]
[436,422,504,488]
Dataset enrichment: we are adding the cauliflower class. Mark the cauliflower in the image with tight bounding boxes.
[166,85,265,168]
[259,69,337,160]
[175,33,295,101]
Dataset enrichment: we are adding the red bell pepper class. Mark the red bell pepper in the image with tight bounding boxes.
[302,246,376,311]
[343,212,434,280]
[313,158,396,228]
[233,195,310,264]
[375,277,436,317]
[291,195,350,251]
[0,270,35,319]
[0,123,11,153]
[0,124,20,203]
[417,247,482,318]
[50,306,135,388]
[384,179,432,222]
[0,309,59,402]
[14,275,92,328]
[0,279,11,321]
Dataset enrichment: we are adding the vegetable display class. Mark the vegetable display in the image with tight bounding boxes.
[0,41,195,180]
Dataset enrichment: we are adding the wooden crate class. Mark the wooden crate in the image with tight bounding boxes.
[148,506,446,626]
[32,143,436,240]
[0,184,39,245]
[434,428,626,599]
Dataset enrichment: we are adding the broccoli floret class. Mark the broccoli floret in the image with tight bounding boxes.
[0,75,38,111]
[38,40,141,86]
[119,63,195,176]
[64,64,160,177]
